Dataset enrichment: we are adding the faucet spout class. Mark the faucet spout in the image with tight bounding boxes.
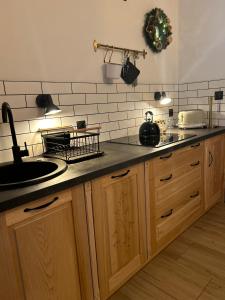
[1,102,29,163]
[2,102,18,147]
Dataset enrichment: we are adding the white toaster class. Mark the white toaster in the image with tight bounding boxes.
[178,110,206,129]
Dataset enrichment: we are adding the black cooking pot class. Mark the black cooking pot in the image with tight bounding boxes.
[139,111,160,145]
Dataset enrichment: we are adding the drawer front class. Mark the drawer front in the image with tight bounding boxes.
[5,189,72,226]
[156,195,201,242]
[155,178,202,222]
[153,142,203,187]
[155,167,201,203]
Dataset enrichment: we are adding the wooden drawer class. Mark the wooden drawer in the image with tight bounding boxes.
[152,142,203,187]
[155,167,201,203]
[5,189,72,226]
[156,195,201,242]
[155,178,202,222]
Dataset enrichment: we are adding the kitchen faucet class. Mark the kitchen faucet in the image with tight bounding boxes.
[2,102,29,163]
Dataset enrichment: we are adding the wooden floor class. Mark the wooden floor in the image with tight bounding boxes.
[110,202,225,300]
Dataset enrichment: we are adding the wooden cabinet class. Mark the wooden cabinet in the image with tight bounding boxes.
[90,164,147,300]
[204,135,225,210]
[146,142,205,255]
[0,188,84,300]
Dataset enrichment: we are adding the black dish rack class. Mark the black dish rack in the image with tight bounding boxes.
[40,126,104,164]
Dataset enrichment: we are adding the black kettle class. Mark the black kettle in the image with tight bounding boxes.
[139,111,160,146]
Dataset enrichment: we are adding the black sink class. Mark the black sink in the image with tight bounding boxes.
[0,158,67,190]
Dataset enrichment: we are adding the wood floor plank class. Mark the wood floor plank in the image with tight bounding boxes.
[110,203,225,300]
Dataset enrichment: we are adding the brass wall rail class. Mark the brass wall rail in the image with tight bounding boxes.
[93,40,147,59]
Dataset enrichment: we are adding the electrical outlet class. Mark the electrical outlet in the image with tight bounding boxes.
[215,91,223,100]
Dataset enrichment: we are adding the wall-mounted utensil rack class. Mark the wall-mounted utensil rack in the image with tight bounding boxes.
[93,40,147,59]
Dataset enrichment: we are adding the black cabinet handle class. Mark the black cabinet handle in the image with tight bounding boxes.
[190,161,200,167]
[190,191,199,199]
[160,153,172,160]
[191,143,200,148]
[111,170,130,179]
[209,151,214,167]
[160,174,173,182]
[24,197,59,212]
[161,209,173,219]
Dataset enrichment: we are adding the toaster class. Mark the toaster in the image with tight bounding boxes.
[178,110,206,129]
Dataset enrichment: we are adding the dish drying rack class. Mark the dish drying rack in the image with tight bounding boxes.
[39,126,104,164]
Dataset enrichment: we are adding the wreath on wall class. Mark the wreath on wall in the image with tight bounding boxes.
[143,8,172,53]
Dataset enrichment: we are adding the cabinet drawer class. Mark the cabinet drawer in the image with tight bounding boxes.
[5,189,72,226]
[155,179,202,222]
[155,167,201,203]
[153,142,203,187]
[156,195,201,242]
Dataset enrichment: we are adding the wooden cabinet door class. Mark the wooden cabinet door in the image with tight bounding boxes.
[91,163,147,300]
[205,135,225,210]
[5,190,82,300]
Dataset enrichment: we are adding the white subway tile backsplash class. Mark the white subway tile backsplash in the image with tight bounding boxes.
[119,119,136,129]
[0,82,5,95]
[117,84,135,93]
[110,129,128,140]
[179,90,198,99]
[75,104,98,115]
[42,82,72,94]
[127,93,142,102]
[29,118,61,132]
[59,94,85,105]
[108,93,126,103]
[198,89,216,97]
[72,83,96,94]
[134,84,149,93]
[118,102,135,111]
[0,95,26,108]
[4,81,42,95]
[0,136,13,150]
[209,80,225,89]
[135,101,150,110]
[128,110,143,119]
[99,132,110,142]
[14,108,43,121]
[61,116,87,127]
[0,149,12,163]
[98,103,117,113]
[101,121,119,132]
[88,113,109,124]
[26,94,59,107]
[188,97,209,105]
[97,84,117,94]
[188,81,208,90]
[162,84,178,92]
[179,84,188,92]
[128,126,139,136]
[86,94,107,104]
[143,92,154,101]
[109,111,127,121]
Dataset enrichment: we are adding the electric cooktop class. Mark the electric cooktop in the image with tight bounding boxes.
[109,133,196,148]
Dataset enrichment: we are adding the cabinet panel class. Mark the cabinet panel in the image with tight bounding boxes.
[13,203,81,300]
[91,164,147,300]
[204,135,225,210]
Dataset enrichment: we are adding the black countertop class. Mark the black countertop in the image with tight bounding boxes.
[1,127,225,212]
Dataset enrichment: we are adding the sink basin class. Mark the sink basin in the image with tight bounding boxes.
[0,158,67,190]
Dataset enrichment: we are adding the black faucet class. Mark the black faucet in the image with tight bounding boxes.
[2,102,29,163]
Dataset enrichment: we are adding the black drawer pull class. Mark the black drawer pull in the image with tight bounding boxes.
[191,143,200,148]
[190,191,199,199]
[190,161,200,167]
[160,153,172,160]
[111,170,130,179]
[161,209,173,219]
[160,174,173,182]
[24,197,59,212]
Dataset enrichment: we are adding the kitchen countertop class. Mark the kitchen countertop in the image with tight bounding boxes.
[1,127,225,212]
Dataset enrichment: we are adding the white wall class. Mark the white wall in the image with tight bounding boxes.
[179,0,225,83]
[0,0,179,83]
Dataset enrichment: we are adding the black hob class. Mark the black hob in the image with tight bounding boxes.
[109,133,196,148]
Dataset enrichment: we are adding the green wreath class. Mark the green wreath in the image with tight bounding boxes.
[143,8,172,53]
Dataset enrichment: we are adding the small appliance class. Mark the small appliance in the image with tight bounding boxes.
[178,110,206,129]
